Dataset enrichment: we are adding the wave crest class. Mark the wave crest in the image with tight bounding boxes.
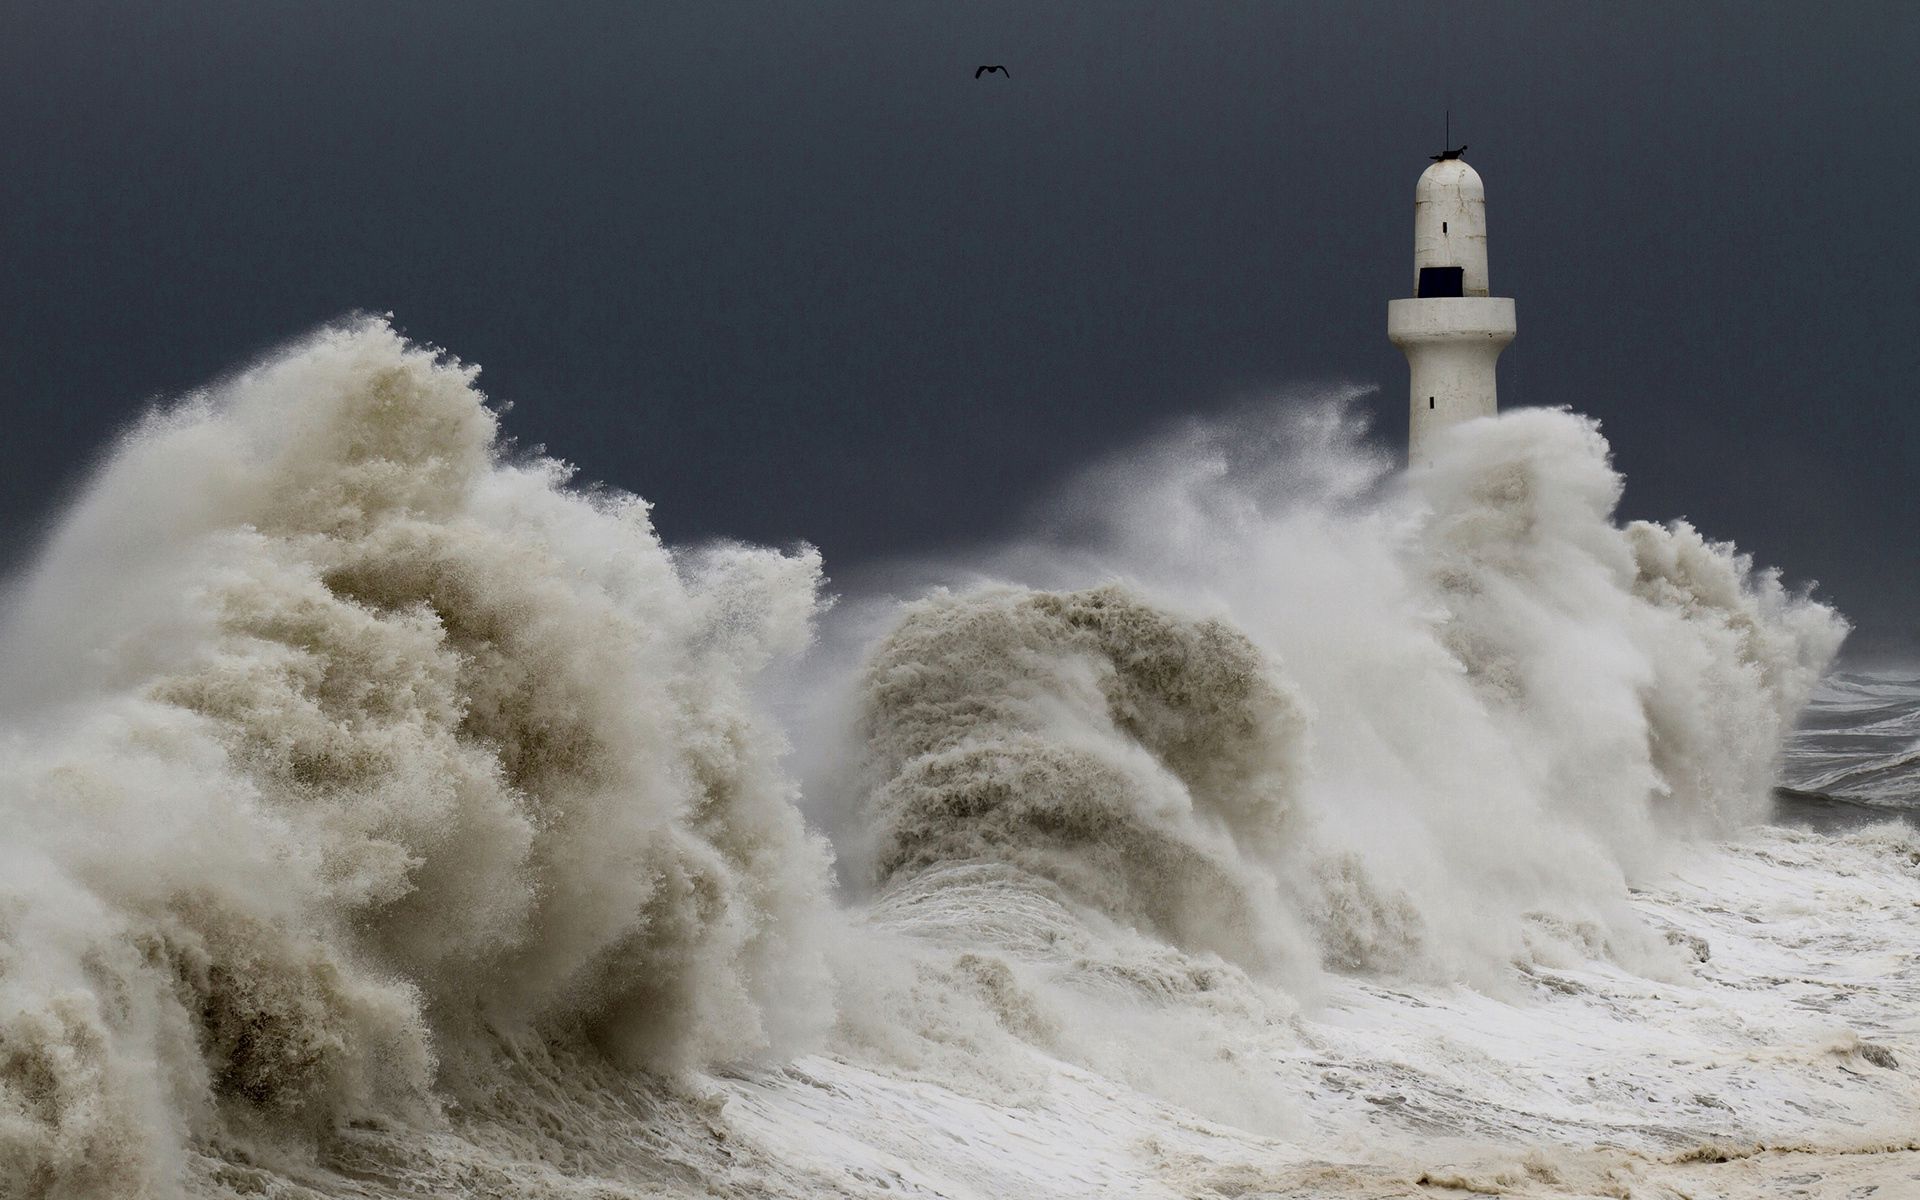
[0,318,832,1192]
[859,583,1323,973]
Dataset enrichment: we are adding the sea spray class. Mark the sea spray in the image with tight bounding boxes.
[0,318,834,1196]
[1416,411,1845,849]
[838,396,1847,1002]
[0,321,1861,1196]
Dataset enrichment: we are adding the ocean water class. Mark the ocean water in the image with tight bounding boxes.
[1,318,1913,1200]
[1777,672,1920,826]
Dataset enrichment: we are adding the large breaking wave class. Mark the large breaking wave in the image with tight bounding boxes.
[846,399,1844,985]
[0,320,1855,1197]
[0,320,832,1195]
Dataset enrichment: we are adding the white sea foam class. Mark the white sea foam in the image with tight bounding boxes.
[0,321,1895,1200]
[0,319,832,1196]
[837,397,1846,988]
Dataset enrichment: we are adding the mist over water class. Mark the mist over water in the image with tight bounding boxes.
[0,319,1875,1198]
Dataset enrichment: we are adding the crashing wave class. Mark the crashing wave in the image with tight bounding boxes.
[0,318,833,1195]
[0,319,1856,1196]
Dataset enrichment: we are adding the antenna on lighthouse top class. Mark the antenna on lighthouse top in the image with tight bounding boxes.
[1430,106,1468,162]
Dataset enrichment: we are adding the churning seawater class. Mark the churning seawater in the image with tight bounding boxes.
[1,318,1913,1200]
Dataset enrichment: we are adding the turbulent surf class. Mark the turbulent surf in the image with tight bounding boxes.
[2,318,1912,1200]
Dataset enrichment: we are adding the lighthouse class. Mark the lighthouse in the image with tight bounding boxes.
[1387,153,1516,466]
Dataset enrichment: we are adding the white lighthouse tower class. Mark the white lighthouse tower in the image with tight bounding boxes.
[1387,153,1516,466]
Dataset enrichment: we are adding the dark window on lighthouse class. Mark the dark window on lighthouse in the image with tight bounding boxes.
[1429,396,1435,409]
[1417,266,1464,298]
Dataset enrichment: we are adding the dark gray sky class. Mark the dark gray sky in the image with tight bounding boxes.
[4,2,1916,657]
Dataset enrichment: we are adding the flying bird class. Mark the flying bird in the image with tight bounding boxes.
[975,65,1009,78]
[1430,144,1467,161]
